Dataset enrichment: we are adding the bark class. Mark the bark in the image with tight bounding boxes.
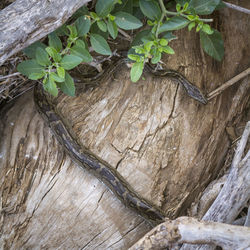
[0,0,90,66]
[129,217,250,250]
[0,0,250,249]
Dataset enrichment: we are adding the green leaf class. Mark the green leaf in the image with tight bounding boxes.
[176,3,181,12]
[139,0,161,20]
[151,51,161,64]
[90,33,112,55]
[17,60,44,77]
[176,0,191,6]
[131,29,152,47]
[71,43,93,63]
[159,16,189,33]
[48,32,62,52]
[113,0,133,13]
[162,46,175,54]
[114,12,143,30]
[188,21,196,31]
[57,67,65,79]
[44,78,58,97]
[202,24,214,34]
[96,0,115,17]
[90,22,109,39]
[28,72,45,80]
[67,25,78,38]
[60,55,82,70]
[36,47,51,66]
[58,72,75,96]
[131,62,144,82]
[107,19,118,39]
[159,39,168,46]
[196,23,202,32]
[75,16,91,36]
[97,20,107,32]
[128,54,141,62]
[75,39,86,48]
[46,47,62,62]
[55,25,69,36]
[200,29,224,61]
[50,72,65,82]
[161,31,177,41]
[188,0,220,15]
[90,11,99,20]
[23,41,46,59]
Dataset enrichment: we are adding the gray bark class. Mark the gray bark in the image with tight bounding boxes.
[0,0,90,66]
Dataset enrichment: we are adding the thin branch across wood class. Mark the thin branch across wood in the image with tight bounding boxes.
[207,67,250,101]
[223,1,250,15]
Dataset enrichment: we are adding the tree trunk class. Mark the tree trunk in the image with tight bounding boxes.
[0,1,249,249]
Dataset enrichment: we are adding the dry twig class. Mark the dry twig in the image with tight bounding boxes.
[207,67,250,101]
[223,1,250,15]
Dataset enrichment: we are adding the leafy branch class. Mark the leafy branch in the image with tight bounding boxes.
[17,0,225,97]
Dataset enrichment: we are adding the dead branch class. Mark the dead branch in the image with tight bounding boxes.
[129,217,250,250]
[0,0,91,66]
[201,121,250,223]
[223,1,250,15]
[207,67,250,100]
[180,122,250,250]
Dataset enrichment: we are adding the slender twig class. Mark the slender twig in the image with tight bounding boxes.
[0,72,21,80]
[117,28,131,41]
[223,1,250,15]
[207,67,250,100]
[156,0,167,38]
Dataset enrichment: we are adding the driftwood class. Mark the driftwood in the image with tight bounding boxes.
[0,0,90,66]
[0,0,250,249]
[180,122,250,250]
[129,217,250,250]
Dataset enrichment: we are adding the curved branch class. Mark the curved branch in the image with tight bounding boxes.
[129,217,250,250]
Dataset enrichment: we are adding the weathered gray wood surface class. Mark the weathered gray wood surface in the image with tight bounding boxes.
[0,0,90,65]
[0,1,249,249]
[129,217,250,250]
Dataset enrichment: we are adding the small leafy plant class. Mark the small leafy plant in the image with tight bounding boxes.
[17,0,225,97]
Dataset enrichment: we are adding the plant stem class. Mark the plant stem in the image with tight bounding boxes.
[167,10,213,22]
[156,0,167,38]
[156,0,213,38]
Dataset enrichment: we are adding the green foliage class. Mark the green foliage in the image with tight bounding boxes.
[18,0,225,96]
[90,33,112,55]
[188,0,220,15]
[200,29,224,61]
[139,0,161,20]
[159,16,190,32]
[114,12,142,30]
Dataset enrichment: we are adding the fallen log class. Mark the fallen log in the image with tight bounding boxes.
[0,0,90,65]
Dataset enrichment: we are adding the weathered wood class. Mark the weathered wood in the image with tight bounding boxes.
[128,122,250,250]
[129,217,250,250]
[181,122,250,250]
[0,91,151,249]
[0,0,90,66]
[0,1,249,249]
